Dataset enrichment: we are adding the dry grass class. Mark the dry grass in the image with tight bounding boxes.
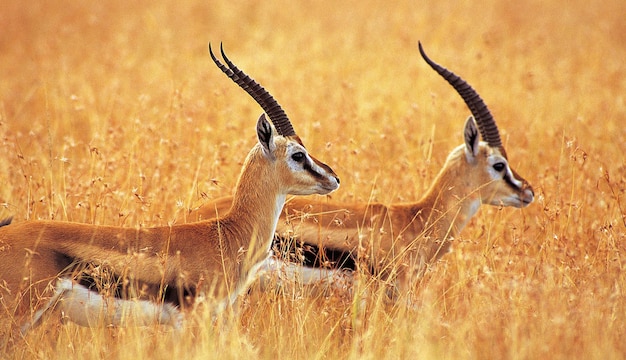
[1,0,625,358]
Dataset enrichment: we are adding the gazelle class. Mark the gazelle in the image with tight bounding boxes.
[0,44,339,334]
[190,42,534,298]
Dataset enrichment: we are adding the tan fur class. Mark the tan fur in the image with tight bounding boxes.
[192,118,534,296]
[0,117,339,331]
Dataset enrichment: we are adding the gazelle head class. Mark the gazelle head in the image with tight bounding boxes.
[254,114,340,195]
[419,42,534,208]
[210,43,340,195]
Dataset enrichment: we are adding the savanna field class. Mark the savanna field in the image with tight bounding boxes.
[1,0,625,358]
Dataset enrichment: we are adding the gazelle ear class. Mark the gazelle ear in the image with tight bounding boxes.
[257,114,276,157]
[464,116,480,162]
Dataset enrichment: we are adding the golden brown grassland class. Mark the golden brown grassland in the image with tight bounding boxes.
[1,0,625,358]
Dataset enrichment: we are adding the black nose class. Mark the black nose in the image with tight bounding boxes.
[335,176,340,185]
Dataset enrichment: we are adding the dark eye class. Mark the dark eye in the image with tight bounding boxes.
[493,162,506,172]
[291,152,305,162]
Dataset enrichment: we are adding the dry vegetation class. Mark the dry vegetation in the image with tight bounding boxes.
[1,0,625,358]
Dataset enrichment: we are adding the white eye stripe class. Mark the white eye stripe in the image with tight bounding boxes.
[487,156,514,180]
[286,143,318,170]
[285,142,335,184]
[288,155,306,170]
[487,159,523,189]
[287,149,312,171]
[501,166,525,190]
[508,171,523,188]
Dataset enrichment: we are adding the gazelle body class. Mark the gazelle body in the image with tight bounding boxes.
[0,45,339,333]
[192,43,534,297]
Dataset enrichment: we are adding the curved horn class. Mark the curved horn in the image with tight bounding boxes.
[418,42,506,157]
[209,43,296,137]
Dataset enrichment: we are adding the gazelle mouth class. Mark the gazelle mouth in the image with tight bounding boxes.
[321,177,340,192]
[510,196,533,208]
[319,185,339,194]
[521,197,533,207]
[520,189,534,207]
[319,183,340,193]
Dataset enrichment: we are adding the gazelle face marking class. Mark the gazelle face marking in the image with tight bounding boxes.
[285,141,310,172]
[277,139,339,196]
[487,152,518,185]
[481,146,534,208]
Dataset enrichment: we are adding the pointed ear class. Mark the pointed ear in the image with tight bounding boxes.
[464,116,480,162]
[256,114,276,157]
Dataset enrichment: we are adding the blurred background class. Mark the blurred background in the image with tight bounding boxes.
[1,1,625,358]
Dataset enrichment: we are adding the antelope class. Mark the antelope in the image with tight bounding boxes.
[189,42,535,299]
[0,44,340,334]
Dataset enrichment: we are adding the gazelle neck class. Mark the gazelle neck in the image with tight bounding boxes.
[225,144,285,253]
[417,146,482,239]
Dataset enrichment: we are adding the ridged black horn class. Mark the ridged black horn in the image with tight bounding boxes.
[418,42,506,157]
[209,43,296,137]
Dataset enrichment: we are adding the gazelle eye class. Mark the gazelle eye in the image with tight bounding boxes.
[493,162,506,172]
[291,152,305,162]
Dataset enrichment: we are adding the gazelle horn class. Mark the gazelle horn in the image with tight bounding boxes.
[209,43,297,137]
[418,42,507,158]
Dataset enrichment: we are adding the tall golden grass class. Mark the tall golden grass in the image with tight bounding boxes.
[1,0,625,358]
